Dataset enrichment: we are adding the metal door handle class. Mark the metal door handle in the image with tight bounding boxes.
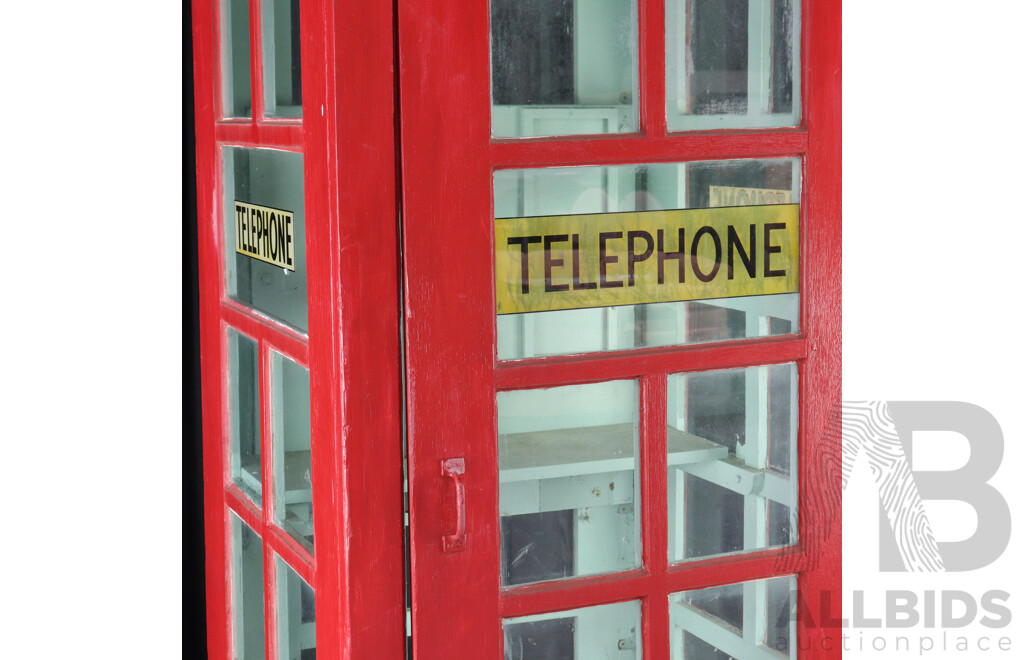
[441,457,466,552]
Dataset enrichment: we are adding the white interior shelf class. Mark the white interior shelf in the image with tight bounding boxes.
[499,423,728,483]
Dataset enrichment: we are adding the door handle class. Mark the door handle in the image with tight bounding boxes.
[441,457,466,552]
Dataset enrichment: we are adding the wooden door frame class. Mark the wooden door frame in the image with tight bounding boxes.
[190,0,407,658]
[398,0,841,658]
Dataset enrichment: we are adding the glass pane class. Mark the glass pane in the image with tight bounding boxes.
[231,515,266,659]
[276,557,316,660]
[666,0,799,130]
[262,0,302,118]
[224,147,308,332]
[494,159,799,360]
[491,0,638,138]
[668,364,797,563]
[498,381,639,587]
[272,352,313,551]
[670,576,795,659]
[222,0,253,117]
[229,329,261,504]
[504,600,641,660]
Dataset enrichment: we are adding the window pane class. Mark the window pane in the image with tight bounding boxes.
[221,0,252,117]
[262,0,302,118]
[231,515,266,659]
[276,557,316,660]
[491,0,638,138]
[670,576,795,659]
[668,364,797,562]
[504,600,641,660]
[498,381,639,587]
[224,147,308,332]
[666,0,799,130]
[229,329,261,504]
[494,159,799,360]
[272,352,313,551]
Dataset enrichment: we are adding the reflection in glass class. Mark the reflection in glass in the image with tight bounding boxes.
[689,0,749,116]
[262,0,302,118]
[229,329,261,504]
[491,0,638,138]
[222,0,252,117]
[494,159,800,360]
[504,600,641,660]
[231,515,266,659]
[668,364,797,562]
[272,352,313,551]
[666,0,799,130]
[670,576,795,659]
[276,556,316,660]
[498,381,639,587]
[224,147,308,332]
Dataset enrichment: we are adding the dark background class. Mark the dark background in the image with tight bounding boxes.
[184,0,209,656]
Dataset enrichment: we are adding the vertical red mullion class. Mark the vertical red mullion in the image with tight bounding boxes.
[639,0,667,137]
[194,0,234,657]
[263,540,279,660]
[800,0,811,131]
[800,0,842,655]
[249,0,265,120]
[330,0,407,648]
[302,0,342,656]
[640,374,669,659]
[212,0,226,120]
[258,338,273,525]
[257,338,277,659]
[299,0,352,657]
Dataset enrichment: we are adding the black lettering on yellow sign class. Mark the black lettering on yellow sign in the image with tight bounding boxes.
[234,201,295,271]
[507,224,788,288]
[494,205,799,315]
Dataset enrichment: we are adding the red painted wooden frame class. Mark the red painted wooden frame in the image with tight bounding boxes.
[398,0,840,658]
[192,0,405,659]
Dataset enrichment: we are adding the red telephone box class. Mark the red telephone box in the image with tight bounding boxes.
[190,0,841,657]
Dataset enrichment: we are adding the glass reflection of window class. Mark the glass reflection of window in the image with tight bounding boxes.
[231,515,266,659]
[490,0,638,138]
[272,352,313,551]
[504,600,641,660]
[671,576,796,660]
[666,0,799,131]
[221,0,253,117]
[667,364,798,563]
[276,557,316,659]
[498,380,640,588]
[228,329,261,504]
[262,0,302,118]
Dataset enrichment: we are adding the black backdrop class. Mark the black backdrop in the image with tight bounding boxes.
[184,1,209,656]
